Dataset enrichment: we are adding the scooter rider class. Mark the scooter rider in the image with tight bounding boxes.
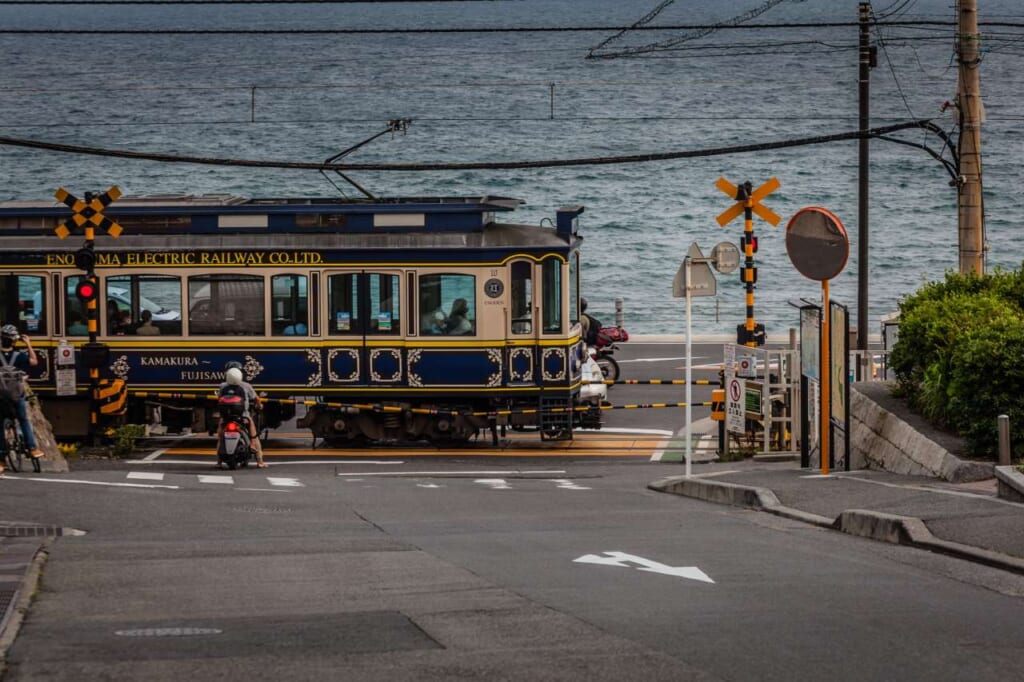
[217,361,264,468]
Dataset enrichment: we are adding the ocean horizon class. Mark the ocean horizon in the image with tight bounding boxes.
[1,0,1021,336]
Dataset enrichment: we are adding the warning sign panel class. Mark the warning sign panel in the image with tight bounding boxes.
[725,376,745,433]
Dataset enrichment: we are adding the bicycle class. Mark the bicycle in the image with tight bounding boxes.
[2,399,40,473]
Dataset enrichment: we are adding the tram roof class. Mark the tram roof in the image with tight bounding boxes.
[0,194,585,238]
[0,194,524,212]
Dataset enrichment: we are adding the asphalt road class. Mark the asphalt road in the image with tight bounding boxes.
[4,343,1022,680]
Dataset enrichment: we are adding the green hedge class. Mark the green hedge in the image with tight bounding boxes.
[890,266,1024,458]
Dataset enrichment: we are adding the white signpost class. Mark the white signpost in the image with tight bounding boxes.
[673,241,738,478]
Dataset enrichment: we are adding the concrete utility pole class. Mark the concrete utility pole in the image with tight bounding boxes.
[956,0,985,275]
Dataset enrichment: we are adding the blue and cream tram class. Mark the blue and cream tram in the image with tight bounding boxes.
[0,194,598,442]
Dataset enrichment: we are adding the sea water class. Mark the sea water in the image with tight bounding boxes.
[1,0,1021,336]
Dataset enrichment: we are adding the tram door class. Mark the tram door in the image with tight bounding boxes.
[326,271,403,386]
[507,260,538,385]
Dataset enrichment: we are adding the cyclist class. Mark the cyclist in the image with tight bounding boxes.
[216,361,264,468]
[0,324,44,463]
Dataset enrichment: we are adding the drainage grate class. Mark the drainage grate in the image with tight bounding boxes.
[115,627,222,637]
[0,588,16,617]
[232,506,291,514]
[0,525,64,538]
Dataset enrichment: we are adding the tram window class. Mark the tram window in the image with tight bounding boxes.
[542,258,562,334]
[1,275,46,336]
[106,275,183,336]
[368,273,401,336]
[271,274,308,336]
[64,276,89,335]
[419,274,475,336]
[510,261,532,334]
[188,274,264,336]
[328,273,360,336]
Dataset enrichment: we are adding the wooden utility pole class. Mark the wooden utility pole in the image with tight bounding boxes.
[957,0,985,275]
[857,2,872,353]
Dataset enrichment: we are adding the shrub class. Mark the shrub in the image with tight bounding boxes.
[112,424,147,457]
[890,291,1015,421]
[890,264,1024,459]
[946,319,1024,456]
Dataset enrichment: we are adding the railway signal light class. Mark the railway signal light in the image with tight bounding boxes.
[74,246,96,272]
[740,235,758,254]
[75,278,98,304]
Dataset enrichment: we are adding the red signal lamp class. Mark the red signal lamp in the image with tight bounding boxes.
[75,279,98,303]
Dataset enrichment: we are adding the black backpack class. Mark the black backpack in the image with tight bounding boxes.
[0,350,26,402]
[584,313,602,346]
[218,383,247,418]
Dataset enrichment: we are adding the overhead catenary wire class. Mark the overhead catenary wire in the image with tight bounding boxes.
[588,0,791,60]
[0,119,945,172]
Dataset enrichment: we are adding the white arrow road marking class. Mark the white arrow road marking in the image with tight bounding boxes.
[127,472,165,481]
[573,551,714,583]
[475,478,511,490]
[198,475,234,485]
[416,483,443,488]
[266,477,304,487]
[551,478,591,490]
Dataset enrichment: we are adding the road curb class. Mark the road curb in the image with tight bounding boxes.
[649,476,1024,576]
[0,540,49,671]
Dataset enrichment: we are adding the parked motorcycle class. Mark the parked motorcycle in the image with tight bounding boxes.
[217,388,252,470]
[591,325,629,383]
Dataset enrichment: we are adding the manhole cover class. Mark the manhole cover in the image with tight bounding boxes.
[232,506,291,514]
[115,627,222,637]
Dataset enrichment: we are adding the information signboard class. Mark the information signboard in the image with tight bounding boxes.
[725,376,745,433]
[56,368,76,396]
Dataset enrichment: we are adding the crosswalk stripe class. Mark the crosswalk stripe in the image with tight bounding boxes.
[267,477,304,487]
[126,472,165,481]
[197,475,234,485]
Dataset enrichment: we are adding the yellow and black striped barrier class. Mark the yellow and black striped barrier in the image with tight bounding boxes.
[128,390,713,419]
[582,379,719,385]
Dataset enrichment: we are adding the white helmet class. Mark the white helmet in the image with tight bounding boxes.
[225,367,243,386]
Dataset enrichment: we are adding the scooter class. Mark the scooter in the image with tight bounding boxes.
[591,325,629,383]
[217,392,252,470]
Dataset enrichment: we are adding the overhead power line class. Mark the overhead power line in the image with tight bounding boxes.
[0,21,990,36]
[0,120,942,172]
[0,0,501,3]
[589,0,790,60]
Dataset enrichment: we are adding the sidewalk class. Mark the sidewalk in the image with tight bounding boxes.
[650,460,1024,575]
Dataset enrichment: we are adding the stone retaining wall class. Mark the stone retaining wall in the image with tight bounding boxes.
[849,383,993,483]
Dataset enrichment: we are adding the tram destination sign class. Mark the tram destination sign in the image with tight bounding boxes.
[32,249,326,268]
